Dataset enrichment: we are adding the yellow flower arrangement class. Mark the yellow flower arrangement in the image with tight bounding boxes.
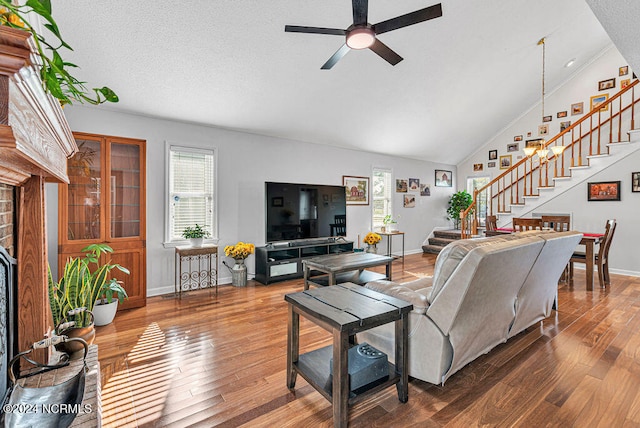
[224,241,255,260]
[0,7,24,27]
[363,232,381,245]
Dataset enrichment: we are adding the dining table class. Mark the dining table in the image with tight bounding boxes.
[485,228,604,290]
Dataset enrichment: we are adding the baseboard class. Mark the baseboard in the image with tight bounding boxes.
[569,264,639,278]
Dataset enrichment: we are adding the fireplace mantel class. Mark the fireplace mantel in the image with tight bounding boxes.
[0,25,78,358]
[0,26,76,185]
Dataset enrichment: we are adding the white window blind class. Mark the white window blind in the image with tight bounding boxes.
[372,168,392,229]
[168,147,215,241]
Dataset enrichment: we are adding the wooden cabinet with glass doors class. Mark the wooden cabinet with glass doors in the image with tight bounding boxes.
[58,132,146,309]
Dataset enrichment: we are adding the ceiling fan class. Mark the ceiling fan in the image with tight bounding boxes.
[285,1,443,69]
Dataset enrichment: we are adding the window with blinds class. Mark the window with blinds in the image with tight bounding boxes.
[372,168,392,229]
[168,146,215,242]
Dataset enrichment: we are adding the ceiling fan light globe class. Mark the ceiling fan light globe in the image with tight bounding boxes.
[346,28,375,49]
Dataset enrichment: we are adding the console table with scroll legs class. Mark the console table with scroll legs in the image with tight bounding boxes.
[175,245,218,298]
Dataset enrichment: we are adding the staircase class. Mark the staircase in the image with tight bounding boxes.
[462,79,640,237]
[422,229,463,254]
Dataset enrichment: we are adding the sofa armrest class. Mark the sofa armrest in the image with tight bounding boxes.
[365,280,430,314]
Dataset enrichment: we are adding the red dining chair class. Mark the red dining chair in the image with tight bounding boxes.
[569,219,616,287]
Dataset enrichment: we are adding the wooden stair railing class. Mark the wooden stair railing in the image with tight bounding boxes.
[461,79,639,238]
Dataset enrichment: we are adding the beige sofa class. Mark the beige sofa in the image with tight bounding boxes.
[356,230,582,385]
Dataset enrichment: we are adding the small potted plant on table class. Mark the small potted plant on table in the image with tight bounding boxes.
[182,224,210,247]
[382,215,399,232]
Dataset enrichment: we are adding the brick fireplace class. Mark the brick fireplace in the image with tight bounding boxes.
[0,25,77,376]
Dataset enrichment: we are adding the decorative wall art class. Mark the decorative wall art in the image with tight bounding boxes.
[473,163,483,171]
[403,194,416,208]
[489,150,497,160]
[538,124,549,135]
[527,131,532,137]
[343,175,370,205]
[557,111,567,118]
[396,179,408,193]
[587,181,620,201]
[499,155,512,169]
[408,178,420,191]
[590,94,609,111]
[560,121,571,131]
[621,78,631,89]
[619,65,628,76]
[598,78,615,91]
[571,102,584,115]
[434,170,452,187]
[514,135,523,142]
[632,172,640,193]
[507,143,519,152]
[543,115,552,123]
[488,161,496,168]
[420,184,431,196]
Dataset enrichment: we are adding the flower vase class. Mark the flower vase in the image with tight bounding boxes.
[366,244,377,254]
[232,258,247,286]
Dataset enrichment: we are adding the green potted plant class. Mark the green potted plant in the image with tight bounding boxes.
[446,191,474,230]
[382,215,399,232]
[92,266,129,327]
[182,224,210,247]
[48,243,129,351]
[0,0,118,105]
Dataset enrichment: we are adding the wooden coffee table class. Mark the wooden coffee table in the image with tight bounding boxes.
[302,252,393,290]
[285,282,413,428]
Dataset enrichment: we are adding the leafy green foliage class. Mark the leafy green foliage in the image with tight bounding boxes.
[182,224,210,239]
[446,191,474,229]
[0,0,118,105]
[48,243,129,329]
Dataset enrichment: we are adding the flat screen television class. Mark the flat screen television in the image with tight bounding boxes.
[265,181,347,243]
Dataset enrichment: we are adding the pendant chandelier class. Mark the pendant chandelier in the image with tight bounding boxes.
[524,38,566,161]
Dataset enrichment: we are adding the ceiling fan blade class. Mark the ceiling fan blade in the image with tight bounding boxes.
[369,39,403,66]
[321,44,351,69]
[373,3,442,35]
[285,25,346,36]
[352,0,368,26]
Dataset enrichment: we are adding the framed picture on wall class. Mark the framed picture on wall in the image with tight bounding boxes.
[420,184,431,196]
[590,94,609,111]
[571,102,584,115]
[587,181,621,201]
[507,143,519,152]
[598,78,616,91]
[342,175,369,205]
[396,179,408,192]
[632,172,640,192]
[499,155,512,169]
[434,170,452,187]
[489,150,498,160]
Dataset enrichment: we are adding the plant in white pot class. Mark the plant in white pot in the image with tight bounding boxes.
[182,224,210,247]
[93,275,129,327]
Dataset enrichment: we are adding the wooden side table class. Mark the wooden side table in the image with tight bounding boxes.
[285,282,413,427]
[378,231,405,262]
[175,245,218,298]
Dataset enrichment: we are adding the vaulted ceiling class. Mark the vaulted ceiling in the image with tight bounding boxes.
[53,0,614,164]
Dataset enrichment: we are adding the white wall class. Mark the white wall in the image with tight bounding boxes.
[46,108,456,296]
[457,46,640,276]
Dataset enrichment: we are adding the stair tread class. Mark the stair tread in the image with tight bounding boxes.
[422,244,444,254]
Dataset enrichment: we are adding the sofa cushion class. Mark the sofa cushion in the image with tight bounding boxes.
[428,234,532,302]
[366,280,430,314]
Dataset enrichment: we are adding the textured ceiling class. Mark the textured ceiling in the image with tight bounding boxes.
[52,0,613,164]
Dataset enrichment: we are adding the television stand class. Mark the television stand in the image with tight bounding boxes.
[255,239,353,285]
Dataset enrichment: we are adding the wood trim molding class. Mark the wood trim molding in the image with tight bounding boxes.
[0,27,76,186]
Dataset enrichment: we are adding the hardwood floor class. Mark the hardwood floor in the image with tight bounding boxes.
[94,253,640,427]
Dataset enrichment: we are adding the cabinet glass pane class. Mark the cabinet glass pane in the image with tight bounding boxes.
[67,139,101,240]
[110,143,141,238]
